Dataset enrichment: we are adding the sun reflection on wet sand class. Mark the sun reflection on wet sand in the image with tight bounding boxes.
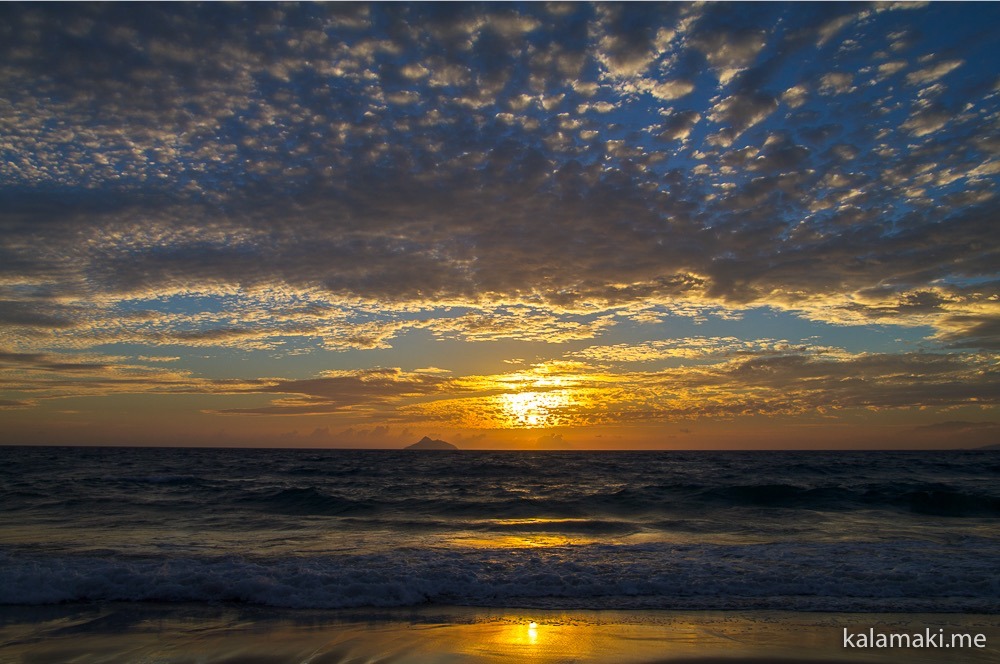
[458,617,629,663]
[2,605,995,663]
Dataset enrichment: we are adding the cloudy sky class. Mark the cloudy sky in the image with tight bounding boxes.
[1,2,998,449]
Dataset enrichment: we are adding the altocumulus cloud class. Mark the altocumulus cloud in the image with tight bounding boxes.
[0,2,997,439]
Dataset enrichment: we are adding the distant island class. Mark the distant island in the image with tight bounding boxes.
[405,436,458,450]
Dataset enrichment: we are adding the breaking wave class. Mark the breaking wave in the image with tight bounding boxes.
[2,539,997,612]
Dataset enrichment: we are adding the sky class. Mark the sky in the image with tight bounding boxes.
[0,1,998,450]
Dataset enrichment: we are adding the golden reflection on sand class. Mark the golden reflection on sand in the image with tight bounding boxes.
[465,619,596,662]
[2,604,993,663]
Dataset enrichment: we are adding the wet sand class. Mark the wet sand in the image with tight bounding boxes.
[0,604,997,663]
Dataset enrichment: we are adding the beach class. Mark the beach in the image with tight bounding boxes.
[2,604,998,663]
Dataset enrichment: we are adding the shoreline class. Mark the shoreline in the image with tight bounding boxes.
[1,603,997,663]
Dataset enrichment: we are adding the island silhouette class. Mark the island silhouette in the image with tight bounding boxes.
[405,436,458,450]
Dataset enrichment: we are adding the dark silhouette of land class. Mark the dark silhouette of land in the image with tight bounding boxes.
[405,436,458,450]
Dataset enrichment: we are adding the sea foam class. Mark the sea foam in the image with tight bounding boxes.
[2,539,997,612]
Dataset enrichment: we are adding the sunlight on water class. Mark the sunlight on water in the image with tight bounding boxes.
[2,447,998,613]
[444,533,588,549]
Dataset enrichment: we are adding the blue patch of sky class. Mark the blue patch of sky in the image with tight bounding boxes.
[595,306,934,357]
[114,295,235,316]
[363,327,548,376]
[103,296,941,376]
[113,341,289,380]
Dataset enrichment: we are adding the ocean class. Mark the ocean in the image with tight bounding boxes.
[1,447,998,613]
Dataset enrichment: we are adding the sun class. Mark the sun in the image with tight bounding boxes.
[409,361,605,429]
[500,391,570,428]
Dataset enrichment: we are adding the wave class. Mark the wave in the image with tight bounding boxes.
[898,489,1000,517]
[692,483,1000,516]
[114,475,207,486]
[8,478,999,521]
[39,485,1000,520]
[1,539,996,612]
[480,518,639,535]
[241,487,378,516]
[7,448,1000,517]
[579,482,1000,517]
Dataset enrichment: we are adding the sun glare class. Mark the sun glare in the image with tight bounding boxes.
[500,391,570,428]
[408,363,612,429]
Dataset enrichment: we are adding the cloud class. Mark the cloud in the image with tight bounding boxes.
[0,399,34,409]
[814,12,858,48]
[3,338,997,434]
[0,349,253,403]
[593,4,669,78]
[642,78,696,101]
[819,72,854,95]
[0,350,112,373]
[781,84,808,108]
[534,432,572,448]
[934,315,1000,350]
[0,1,996,399]
[0,302,79,329]
[404,349,999,428]
[707,92,779,145]
[906,59,963,86]
[425,308,620,343]
[876,60,908,80]
[576,101,616,113]
[2,137,994,356]
[913,420,999,433]
[656,110,701,141]
[211,368,456,416]
[900,106,951,136]
[570,337,835,363]
[691,28,768,86]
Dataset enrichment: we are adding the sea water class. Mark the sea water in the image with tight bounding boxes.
[1,447,997,612]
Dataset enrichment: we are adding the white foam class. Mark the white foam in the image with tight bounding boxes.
[2,538,997,612]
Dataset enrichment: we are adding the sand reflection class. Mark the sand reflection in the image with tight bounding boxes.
[2,604,994,663]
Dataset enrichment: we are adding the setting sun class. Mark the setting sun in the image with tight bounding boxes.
[500,391,571,428]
